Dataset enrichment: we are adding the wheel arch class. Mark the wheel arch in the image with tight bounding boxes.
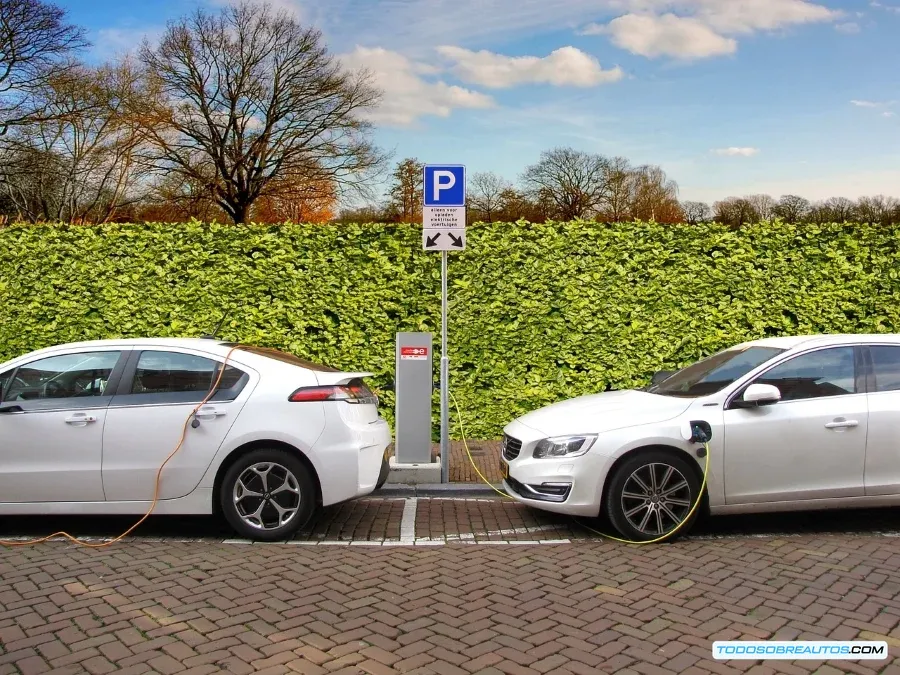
[600,443,710,517]
[211,440,323,517]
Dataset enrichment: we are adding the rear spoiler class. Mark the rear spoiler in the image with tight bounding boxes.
[314,371,374,386]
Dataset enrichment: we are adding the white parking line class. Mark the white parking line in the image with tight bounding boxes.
[400,497,417,543]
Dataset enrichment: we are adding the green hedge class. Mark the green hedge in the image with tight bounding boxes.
[2,220,899,439]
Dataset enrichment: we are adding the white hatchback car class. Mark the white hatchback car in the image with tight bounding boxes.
[502,333,900,541]
[0,338,392,541]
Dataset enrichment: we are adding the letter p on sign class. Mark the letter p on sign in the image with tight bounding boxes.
[424,165,466,207]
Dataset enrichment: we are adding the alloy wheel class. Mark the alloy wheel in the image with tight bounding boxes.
[232,462,302,531]
[620,462,692,537]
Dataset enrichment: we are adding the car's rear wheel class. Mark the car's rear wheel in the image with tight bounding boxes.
[605,450,702,543]
[220,449,316,541]
[375,455,390,490]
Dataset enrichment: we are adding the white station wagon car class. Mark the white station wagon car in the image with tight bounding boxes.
[502,333,900,541]
[0,338,392,541]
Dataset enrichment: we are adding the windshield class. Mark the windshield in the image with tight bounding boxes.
[647,346,785,398]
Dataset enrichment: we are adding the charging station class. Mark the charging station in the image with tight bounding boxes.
[387,332,442,483]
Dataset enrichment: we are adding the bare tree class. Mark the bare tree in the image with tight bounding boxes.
[823,197,856,222]
[773,194,811,223]
[0,0,88,135]
[135,171,225,222]
[135,0,384,224]
[467,171,510,223]
[0,58,150,222]
[385,157,423,222]
[628,164,682,223]
[745,194,776,221]
[713,196,760,226]
[682,200,711,225]
[855,195,900,225]
[601,156,633,222]
[521,146,612,221]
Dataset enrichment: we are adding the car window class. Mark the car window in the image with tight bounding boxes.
[869,346,900,392]
[649,346,785,398]
[131,351,243,394]
[755,347,857,401]
[0,369,12,400]
[3,352,121,401]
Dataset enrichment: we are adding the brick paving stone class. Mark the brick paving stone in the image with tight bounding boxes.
[2,501,900,675]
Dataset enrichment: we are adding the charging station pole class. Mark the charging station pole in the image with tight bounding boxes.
[422,164,466,483]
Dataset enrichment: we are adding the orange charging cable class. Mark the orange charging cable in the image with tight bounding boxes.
[0,345,240,548]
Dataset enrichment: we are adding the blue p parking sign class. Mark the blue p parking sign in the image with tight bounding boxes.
[423,165,466,207]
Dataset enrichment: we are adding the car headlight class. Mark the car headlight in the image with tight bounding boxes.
[532,435,597,459]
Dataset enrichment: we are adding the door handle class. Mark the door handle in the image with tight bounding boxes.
[194,408,226,419]
[825,419,858,429]
[0,405,23,414]
[65,414,97,424]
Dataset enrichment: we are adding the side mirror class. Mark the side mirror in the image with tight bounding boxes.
[651,370,675,386]
[739,383,781,407]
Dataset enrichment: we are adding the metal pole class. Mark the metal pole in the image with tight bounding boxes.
[440,250,449,483]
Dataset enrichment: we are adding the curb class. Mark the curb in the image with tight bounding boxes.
[373,483,505,498]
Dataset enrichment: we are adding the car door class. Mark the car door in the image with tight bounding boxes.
[861,344,900,495]
[101,348,253,501]
[0,348,128,503]
[722,345,868,504]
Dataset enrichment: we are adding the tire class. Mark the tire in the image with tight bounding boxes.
[375,456,390,490]
[219,448,316,542]
[604,450,703,543]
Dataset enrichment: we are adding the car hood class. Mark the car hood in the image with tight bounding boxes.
[514,389,694,436]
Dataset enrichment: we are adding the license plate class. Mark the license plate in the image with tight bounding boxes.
[500,459,509,480]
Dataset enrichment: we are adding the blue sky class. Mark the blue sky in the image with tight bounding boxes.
[60,0,900,203]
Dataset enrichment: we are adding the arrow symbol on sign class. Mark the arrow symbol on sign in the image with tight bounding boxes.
[426,232,441,247]
[449,233,463,248]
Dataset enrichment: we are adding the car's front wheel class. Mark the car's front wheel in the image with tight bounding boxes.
[220,449,316,541]
[604,450,702,543]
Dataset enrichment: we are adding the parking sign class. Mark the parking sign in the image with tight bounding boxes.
[423,165,466,207]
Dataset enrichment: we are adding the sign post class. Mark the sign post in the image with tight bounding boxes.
[423,164,466,483]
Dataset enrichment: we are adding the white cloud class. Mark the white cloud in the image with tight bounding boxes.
[590,13,737,59]
[283,0,841,59]
[691,0,841,34]
[851,100,897,116]
[712,147,761,157]
[435,45,624,88]
[835,21,861,33]
[871,1,900,14]
[580,0,841,60]
[339,47,494,127]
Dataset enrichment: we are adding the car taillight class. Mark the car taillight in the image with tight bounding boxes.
[288,379,377,405]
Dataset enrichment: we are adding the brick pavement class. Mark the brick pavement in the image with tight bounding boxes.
[433,441,503,484]
[2,503,900,674]
[383,440,503,483]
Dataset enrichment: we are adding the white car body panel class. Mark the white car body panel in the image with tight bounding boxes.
[502,333,900,520]
[0,338,391,517]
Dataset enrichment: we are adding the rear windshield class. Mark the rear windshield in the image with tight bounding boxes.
[647,345,785,398]
[223,343,339,372]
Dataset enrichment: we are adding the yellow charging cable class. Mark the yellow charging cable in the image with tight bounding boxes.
[0,346,240,549]
[449,389,710,545]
